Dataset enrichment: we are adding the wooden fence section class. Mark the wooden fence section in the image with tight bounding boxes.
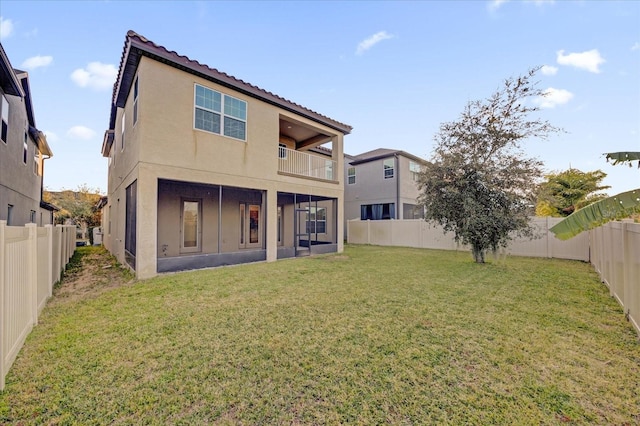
[590,222,640,336]
[0,221,75,390]
[347,217,589,261]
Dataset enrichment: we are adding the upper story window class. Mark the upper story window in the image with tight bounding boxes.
[194,84,247,141]
[1,95,8,143]
[383,158,394,179]
[121,112,125,151]
[34,153,40,175]
[133,76,139,125]
[348,167,356,184]
[409,161,421,181]
[23,132,28,164]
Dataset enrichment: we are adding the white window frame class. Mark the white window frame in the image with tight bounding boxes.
[1,95,8,144]
[23,132,28,164]
[347,167,356,185]
[194,84,247,141]
[383,158,394,179]
[121,111,125,152]
[180,198,202,253]
[409,161,421,181]
[133,76,139,126]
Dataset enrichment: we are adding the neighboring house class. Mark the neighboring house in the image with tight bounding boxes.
[344,148,427,230]
[0,43,55,227]
[101,31,351,279]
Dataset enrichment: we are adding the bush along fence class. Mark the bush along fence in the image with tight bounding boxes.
[347,217,639,337]
[0,221,76,390]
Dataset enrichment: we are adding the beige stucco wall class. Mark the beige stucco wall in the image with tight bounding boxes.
[0,90,42,226]
[105,57,346,279]
[344,154,422,226]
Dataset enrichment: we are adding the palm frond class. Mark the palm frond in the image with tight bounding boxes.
[549,188,640,240]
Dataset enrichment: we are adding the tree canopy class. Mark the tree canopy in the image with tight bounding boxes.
[43,184,103,227]
[417,68,562,262]
[535,168,610,217]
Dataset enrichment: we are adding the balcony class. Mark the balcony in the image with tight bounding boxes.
[278,147,336,182]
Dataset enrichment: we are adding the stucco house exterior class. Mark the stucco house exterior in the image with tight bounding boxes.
[344,148,427,231]
[0,43,55,227]
[100,31,351,279]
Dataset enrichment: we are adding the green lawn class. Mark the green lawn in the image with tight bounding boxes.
[1,245,639,424]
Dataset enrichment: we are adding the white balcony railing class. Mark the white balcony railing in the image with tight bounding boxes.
[278,147,336,181]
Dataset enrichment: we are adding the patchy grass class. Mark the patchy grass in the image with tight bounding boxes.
[1,245,639,424]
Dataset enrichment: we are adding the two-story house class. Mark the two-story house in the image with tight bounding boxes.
[0,43,55,227]
[344,148,427,231]
[101,31,351,279]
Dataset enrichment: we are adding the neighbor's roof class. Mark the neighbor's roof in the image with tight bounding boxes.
[347,148,428,165]
[103,30,352,156]
[0,42,23,96]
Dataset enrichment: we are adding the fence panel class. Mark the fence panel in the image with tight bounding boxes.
[36,227,50,315]
[1,224,34,390]
[1,222,75,390]
[624,223,640,335]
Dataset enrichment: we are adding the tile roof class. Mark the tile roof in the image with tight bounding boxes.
[107,30,352,136]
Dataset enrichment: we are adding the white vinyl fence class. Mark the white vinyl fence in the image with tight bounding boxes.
[348,217,639,337]
[590,222,640,337]
[347,217,590,261]
[0,221,75,390]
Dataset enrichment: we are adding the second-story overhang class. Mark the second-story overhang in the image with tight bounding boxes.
[101,129,115,157]
[29,125,53,157]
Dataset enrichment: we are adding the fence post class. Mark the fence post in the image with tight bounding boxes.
[45,225,53,297]
[622,222,630,318]
[0,220,6,390]
[26,223,38,326]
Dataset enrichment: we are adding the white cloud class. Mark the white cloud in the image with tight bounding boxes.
[487,0,509,11]
[535,87,574,108]
[70,62,117,90]
[632,42,640,51]
[67,126,96,140]
[540,65,558,75]
[356,31,394,55]
[44,131,59,143]
[21,55,53,70]
[0,16,14,39]
[556,49,605,73]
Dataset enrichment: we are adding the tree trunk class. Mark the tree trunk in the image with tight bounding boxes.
[472,246,485,263]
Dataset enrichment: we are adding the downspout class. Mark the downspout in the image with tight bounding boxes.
[395,153,400,220]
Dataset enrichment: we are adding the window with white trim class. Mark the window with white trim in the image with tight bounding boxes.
[23,132,28,164]
[409,161,421,181]
[121,111,125,151]
[347,167,356,185]
[194,84,247,140]
[133,76,139,125]
[383,158,394,179]
[1,95,8,143]
[34,152,40,175]
[306,207,326,234]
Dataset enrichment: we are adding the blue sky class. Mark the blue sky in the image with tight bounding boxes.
[1,0,638,195]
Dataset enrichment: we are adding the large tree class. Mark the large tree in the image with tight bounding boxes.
[44,184,103,227]
[417,68,562,263]
[535,168,610,217]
